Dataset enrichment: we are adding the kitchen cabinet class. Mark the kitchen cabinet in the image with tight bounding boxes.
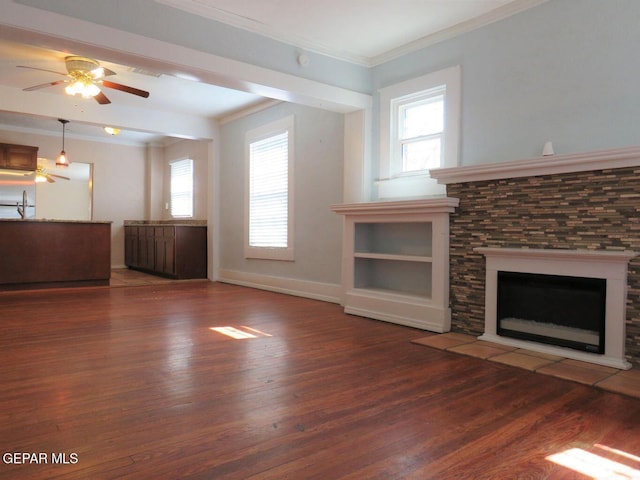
[0,143,38,171]
[125,223,207,279]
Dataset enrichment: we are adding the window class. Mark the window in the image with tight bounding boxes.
[170,158,193,218]
[397,90,444,173]
[378,65,460,198]
[245,115,294,260]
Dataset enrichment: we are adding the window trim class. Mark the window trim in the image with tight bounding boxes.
[244,115,295,261]
[378,65,460,198]
[169,157,194,218]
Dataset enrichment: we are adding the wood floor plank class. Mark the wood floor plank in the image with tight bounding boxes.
[0,282,639,479]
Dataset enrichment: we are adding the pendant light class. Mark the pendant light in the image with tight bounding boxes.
[56,119,70,167]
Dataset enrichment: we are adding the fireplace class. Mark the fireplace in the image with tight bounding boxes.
[475,247,636,369]
[497,271,606,354]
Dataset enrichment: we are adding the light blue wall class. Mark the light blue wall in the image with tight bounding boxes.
[219,103,344,284]
[17,0,640,170]
[373,0,640,167]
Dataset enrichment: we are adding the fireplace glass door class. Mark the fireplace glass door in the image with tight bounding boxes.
[497,271,606,354]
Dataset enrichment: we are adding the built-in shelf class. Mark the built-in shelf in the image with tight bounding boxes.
[331,197,458,332]
[354,252,433,262]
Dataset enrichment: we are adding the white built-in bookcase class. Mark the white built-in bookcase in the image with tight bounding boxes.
[332,198,459,332]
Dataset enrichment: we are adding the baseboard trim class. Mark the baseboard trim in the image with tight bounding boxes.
[217,269,341,304]
[345,306,451,333]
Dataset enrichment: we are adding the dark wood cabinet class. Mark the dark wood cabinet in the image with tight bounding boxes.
[0,220,111,290]
[0,143,38,171]
[125,224,207,279]
[154,227,175,276]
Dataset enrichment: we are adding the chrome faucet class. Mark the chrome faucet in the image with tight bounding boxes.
[17,190,27,219]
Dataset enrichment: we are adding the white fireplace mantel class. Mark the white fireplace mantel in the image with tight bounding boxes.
[475,247,637,369]
[430,146,640,184]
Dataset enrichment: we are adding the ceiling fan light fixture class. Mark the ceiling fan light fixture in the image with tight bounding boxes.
[65,73,100,98]
[104,126,121,136]
[56,119,70,168]
[35,172,47,183]
[90,66,105,79]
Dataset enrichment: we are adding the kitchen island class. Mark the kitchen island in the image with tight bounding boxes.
[0,219,111,290]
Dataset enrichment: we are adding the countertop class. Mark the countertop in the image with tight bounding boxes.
[0,219,112,224]
[125,220,207,226]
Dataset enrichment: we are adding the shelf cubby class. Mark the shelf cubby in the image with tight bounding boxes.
[332,198,459,332]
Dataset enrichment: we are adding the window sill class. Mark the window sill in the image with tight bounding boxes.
[376,174,446,200]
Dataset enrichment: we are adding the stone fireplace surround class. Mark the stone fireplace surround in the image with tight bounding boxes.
[430,146,640,368]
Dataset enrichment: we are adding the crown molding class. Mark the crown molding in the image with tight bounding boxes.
[154,0,372,65]
[430,146,640,185]
[370,0,550,66]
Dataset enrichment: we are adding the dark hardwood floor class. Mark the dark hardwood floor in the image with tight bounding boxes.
[1,282,639,479]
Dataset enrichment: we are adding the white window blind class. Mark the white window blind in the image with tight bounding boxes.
[249,131,288,248]
[170,158,193,218]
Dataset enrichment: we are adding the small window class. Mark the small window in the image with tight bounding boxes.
[397,92,444,173]
[378,65,460,198]
[245,116,294,261]
[170,158,193,218]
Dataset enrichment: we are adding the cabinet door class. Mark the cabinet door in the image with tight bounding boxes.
[144,227,155,270]
[154,227,176,276]
[162,231,175,275]
[124,226,138,267]
[4,145,38,170]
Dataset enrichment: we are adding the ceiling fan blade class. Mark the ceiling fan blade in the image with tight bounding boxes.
[101,80,149,98]
[17,65,68,76]
[49,174,70,180]
[23,80,67,91]
[94,91,111,105]
[46,176,55,183]
[102,67,116,77]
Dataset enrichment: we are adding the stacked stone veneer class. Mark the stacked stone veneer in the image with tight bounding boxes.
[446,166,640,367]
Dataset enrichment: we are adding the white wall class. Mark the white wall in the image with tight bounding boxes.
[218,102,344,293]
[0,129,146,267]
[36,177,91,221]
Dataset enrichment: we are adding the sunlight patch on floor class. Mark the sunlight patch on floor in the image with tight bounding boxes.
[547,446,640,479]
[210,326,273,339]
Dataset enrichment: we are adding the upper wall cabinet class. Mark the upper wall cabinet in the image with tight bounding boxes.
[0,143,38,171]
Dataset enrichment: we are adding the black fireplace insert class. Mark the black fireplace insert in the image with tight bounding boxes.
[497,271,606,354]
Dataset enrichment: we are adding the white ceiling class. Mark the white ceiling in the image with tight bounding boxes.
[0,0,543,144]
[158,0,542,64]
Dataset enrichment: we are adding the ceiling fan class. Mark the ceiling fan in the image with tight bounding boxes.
[19,56,150,105]
[29,165,70,183]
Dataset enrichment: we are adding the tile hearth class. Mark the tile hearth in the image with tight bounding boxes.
[413,333,640,400]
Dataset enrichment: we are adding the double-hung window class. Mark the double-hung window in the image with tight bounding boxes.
[245,115,294,261]
[397,89,444,173]
[378,65,460,198]
[170,158,193,218]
